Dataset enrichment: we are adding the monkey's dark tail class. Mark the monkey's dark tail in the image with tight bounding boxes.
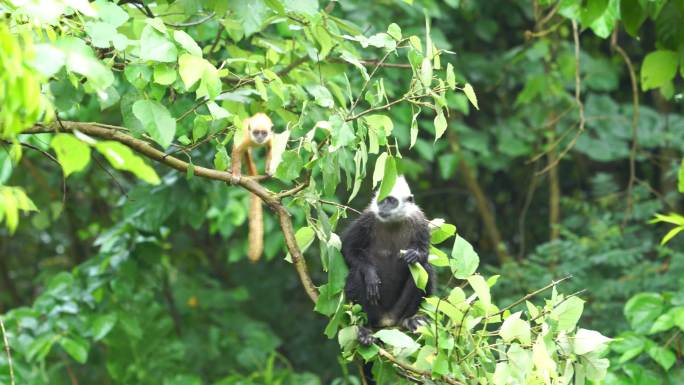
[360,362,375,385]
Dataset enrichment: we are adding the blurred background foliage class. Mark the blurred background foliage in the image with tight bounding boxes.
[1,0,684,384]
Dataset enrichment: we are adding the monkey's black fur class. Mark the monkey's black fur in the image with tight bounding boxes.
[341,203,435,342]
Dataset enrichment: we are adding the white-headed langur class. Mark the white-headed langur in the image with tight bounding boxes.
[230,112,273,262]
[341,176,435,347]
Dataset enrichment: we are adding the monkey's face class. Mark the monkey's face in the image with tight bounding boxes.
[250,128,271,144]
[247,112,273,145]
[370,176,419,222]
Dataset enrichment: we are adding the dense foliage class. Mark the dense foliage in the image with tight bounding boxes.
[1,0,683,384]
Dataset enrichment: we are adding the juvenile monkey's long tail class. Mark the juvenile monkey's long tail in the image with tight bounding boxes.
[247,192,264,262]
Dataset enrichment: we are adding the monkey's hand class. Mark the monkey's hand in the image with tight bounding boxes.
[230,174,241,185]
[364,270,381,305]
[400,249,424,264]
[357,326,378,346]
[402,315,429,332]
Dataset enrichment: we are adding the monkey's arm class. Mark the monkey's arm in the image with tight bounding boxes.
[341,213,381,304]
[264,140,273,176]
[230,140,250,184]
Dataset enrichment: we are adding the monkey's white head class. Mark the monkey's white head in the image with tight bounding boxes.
[248,112,273,145]
[369,176,420,223]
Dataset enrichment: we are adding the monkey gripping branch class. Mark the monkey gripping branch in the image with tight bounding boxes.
[1,2,611,384]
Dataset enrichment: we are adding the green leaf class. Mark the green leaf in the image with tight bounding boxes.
[85,21,117,48]
[372,152,388,189]
[173,30,202,56]
[410,111,419,149]
[387,23,402,41]
[364,114,393,154]
[56,37,114,90]
[330,115,355,149]
[640,50,679,91]
[94,141,161,184]
[139,24,178,63]
[132,100,177,149]
[550,296,585,331]
[50,134,91,177]
[463,83,479,110]
[431,222,456,244]
[428,246,448,267]
[338,326,358,351]
[59,337,89,364]
[647,345,676,370]
[580,0,609,27]
[620,0,646,36]
[197,63,221,100]
[661,226,684,245]
[283,0,318,15]
[178,54,206,88]
[587,0,618,38]
[275,151,304,182]
[153,64,177,85]
[374,329,419,355]
[264,0,285,14]
[255,76,268,101]
[420,57,432,87]
[434,109,447,141]
[306,85,334,108]
[376,156,397,201]
[467,275,491,309]
[581,352,609,381]
[408,262,429,291]
[94,1,129,27]
[532,334,557,376]
[446,63,456,89]
[289,227,315,261]
[425,297,463,321]
[26,334,57,362]
[91,314,117,341]
[500,311,531,345]
[624,292,664,333]
[678,158,684,193]
[573,328,612,355]
[450,234,479,279]
[32,44,65,77]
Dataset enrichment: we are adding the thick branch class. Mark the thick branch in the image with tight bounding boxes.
[23,121,319,302]
[448,134,509,263]
[377,348,465,385]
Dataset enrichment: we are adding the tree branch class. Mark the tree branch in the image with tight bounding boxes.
[0,316,15,385]
[377,347,465,385]
[23,121,319,302]
[611,36,640,228]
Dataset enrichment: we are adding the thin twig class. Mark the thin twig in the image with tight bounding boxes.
[0,317,16,385]
[347,48,397,118]
[517,161,540,259]
[488,275,572,318]
[165,12,215,27]
[91,152,128,197]
[377,347,465,385]
[536,19,584,175]
[319,199,363,214]
[612,36,640,228]
[330,58,412,69]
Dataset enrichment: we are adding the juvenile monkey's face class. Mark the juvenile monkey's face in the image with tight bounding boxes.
[250,128,270,144]
[247,113,273,145]
[370,176,419,222]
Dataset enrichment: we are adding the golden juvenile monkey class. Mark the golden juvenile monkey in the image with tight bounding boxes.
[230,112,273,262]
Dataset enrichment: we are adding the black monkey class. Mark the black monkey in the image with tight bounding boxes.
[341,176,435,346]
